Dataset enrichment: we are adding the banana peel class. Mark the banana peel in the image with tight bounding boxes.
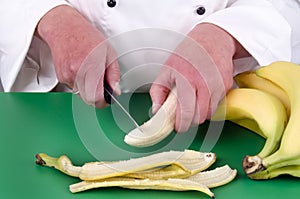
[36,150,237,197]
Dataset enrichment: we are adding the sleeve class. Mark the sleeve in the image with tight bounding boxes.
[0,0,69,91]
[202,0,292,67]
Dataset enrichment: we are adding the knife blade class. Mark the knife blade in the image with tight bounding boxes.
[104,83,141,130]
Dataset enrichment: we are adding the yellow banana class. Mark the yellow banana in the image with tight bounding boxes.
[230,118,265,138]
[243,61,300,176]
[247,164,300,179]
[212,88,288,159]
[234,71,291,116]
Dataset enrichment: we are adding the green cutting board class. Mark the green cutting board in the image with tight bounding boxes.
[0,93,299,199]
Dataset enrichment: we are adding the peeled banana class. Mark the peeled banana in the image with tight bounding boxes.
[242,61,300,178]
[124,87,177,147]
[36,150,237,197]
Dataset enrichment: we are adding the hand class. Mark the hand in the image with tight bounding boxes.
[37,5,120,108]
[150,23,237,132]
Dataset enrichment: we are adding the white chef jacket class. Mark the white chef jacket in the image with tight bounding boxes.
[0,0,300,92]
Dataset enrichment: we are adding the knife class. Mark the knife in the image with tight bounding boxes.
[104,83,141,129]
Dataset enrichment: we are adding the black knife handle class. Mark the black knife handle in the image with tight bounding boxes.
[104,82,113,104]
